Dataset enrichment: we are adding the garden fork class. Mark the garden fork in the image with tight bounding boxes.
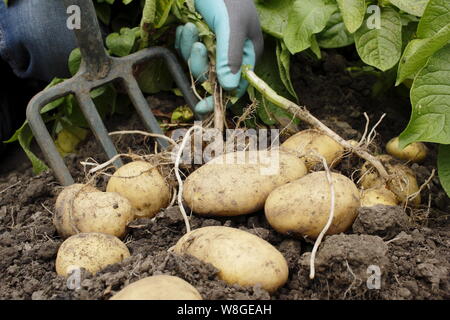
[26,0,198,186]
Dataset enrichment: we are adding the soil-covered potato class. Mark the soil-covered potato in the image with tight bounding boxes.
[265,172,360,239]
[54,184,99,238]
[55,233,130,277]
[106,161,171,218]
[110,275,202,300]
[281,129,344,169]
[386,137,427,163]
[359,155,421,205]
[360,187,399,207]
[173,226,289,293]
[183,150,307,216]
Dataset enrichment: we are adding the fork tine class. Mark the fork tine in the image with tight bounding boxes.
[75,92,123,168]
[121,75,170,149]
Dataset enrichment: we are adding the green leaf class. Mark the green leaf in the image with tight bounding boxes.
[336,0,366,33]
[438,144,450,197]
[276,41,298,100]
[68,48,82,76]
[354,7,403,71]
[283,0,336,54]
[399,44,450,147]
[255,0,294,39]
[106,28,136,57]
[18,125,49,174]
[389,0,429,17]
[317,11,355,48]
[417,0,450,38]
[396,24,450,84]
[137,59,174,94]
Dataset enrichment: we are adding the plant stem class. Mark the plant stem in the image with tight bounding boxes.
[242,66,389,180]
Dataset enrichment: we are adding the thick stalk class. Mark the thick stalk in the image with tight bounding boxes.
[242,66,389,180]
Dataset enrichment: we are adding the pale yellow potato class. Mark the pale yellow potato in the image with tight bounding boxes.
[56,233,130,277]
[265,172,360,239]
[183,150,308,216]
[281,129,344,169]
[71,192,134,238]
[360,187,399,207]
[359,155,421,205]
[54,184,99,238]
[386,137,427,163]
[106,161,171,218]
[173,226,289,293]
[110,275,202,300]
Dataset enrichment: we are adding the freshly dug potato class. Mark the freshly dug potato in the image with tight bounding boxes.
[70,192,133,238]
[110,275,202,300]
[106,161,171,218]
[265,172,360,239]
[173,226,289,293]
[56,233,130,277]
[359,155,421,205]
[360,187,399,207]
[54,184,99,238]
[183,150,308,216]
[386,137,427,163]
[281,129,344,169]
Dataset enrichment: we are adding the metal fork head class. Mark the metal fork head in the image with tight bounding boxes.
[26,0,198,186]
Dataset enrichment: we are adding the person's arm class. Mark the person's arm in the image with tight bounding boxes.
[0,0,77,81]
[176,0,264,115]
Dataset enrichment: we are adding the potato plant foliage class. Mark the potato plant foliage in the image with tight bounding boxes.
[3,0,450,196]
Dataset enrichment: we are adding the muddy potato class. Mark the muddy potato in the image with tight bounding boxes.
[106,161,171,218]
[265,172,360,239]
[281,129,344,169]
[183,150,308,216]
[360,187,399,207]
[70,192,134,238]
[359,155,421,205]
[54,184,99,238]
[55,233,130,277]
[386,137,427,163]
[110,275,202,300]
[173,226,289,293]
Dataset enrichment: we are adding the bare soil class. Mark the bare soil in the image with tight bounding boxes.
[0,50,448,300]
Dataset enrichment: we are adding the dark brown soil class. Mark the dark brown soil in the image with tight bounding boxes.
[0,50,449,300]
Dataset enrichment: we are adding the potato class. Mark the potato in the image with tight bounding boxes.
[281,129,344,169]
[183,150,307,216]
[110,275,202,300]
[173,226,289,293]
[386,137,427,163]
[360,187,399,207]
[265,172,360,239]
[359,155,421,205]
[106,161,171,218]
[54,184,99,238]
[56,233,130,277]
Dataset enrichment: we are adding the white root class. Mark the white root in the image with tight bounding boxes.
[109,130,177,146]
[309,155,336,280]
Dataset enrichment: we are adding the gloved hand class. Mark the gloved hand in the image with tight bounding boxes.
[175,0,264,116]
[0,0,77,81]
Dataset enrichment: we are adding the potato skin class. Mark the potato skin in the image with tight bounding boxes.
[106,161,171,218]
[110,275,202,300]
[386,137,427,163]
[72,192,134,238]
[360,187,399,207]
[56,233,130,277]
[54,184,99,238]
[281,129,344,169]
[173,226,289,293]
[265,172,361,239]
[183,150,307,216]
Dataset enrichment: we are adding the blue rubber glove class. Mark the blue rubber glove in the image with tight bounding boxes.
[175,0,264,116]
